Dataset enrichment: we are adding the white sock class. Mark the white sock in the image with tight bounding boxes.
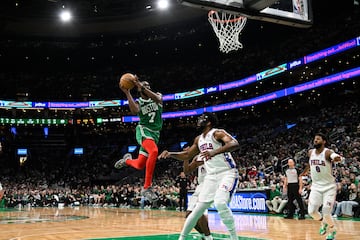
[179,202,211,238]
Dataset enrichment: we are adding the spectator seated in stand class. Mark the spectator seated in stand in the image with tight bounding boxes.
[266,184,288,214]
[333,183,359,218]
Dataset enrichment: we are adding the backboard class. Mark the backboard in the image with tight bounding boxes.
[179,0,313,28]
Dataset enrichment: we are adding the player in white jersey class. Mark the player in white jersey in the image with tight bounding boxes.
[301,133,343,240]
[158,112,240,240]
[183,151,212,240]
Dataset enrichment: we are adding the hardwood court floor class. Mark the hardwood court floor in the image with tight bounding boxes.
[0,207,359,240]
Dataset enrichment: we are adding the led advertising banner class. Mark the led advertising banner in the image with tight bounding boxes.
[0,118,68,125]
[49,102,89,108]
[304,38,358,64]
[205,86,219,94]
[187,190,269,213]
[174,88,205,99]
[32,102,49,108]
[219,75,257,91]
[287,58,304,70]
[256,63,287,81]
[0,101,32,108]
[89,100,122,107]
[162,94,175,101]
[223,191,268,213]
[122,67,360,122]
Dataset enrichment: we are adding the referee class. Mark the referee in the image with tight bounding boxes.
[283,158,305,220]
[176,171,189,212]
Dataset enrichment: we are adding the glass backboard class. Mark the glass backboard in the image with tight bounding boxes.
[179,0,313,28]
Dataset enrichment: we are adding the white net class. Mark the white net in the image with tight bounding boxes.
[208,10,247,53]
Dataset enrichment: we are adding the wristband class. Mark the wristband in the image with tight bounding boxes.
[330,152,340,160]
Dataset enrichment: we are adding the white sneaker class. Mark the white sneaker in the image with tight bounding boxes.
[203,235,213,240]
[141,187,158,203]
[114,153,132,169]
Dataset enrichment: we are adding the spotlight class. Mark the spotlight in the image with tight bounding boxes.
[157,0,169,9]
[59,10,72,22]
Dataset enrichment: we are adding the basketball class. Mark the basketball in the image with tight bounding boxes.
[119,73,136,90]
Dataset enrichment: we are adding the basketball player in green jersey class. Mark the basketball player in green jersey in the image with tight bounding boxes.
[115,75,163,202]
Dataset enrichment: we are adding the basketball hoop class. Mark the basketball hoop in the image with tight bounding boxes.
[208,10,247,53]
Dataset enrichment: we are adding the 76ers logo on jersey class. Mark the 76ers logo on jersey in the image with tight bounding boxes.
[199,143,213,151]
[310,159,326,166]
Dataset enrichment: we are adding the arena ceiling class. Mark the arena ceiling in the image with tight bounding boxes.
[0,0,356,37]
[0,0,205,37]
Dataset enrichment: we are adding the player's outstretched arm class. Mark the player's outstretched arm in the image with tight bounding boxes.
[184,156,204,175]
[325,149,343,163]
[158,136,200,161]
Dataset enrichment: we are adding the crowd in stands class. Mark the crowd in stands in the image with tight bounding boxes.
[1,90,359,218]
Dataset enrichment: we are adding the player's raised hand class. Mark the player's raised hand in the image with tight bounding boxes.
[132,74,139,82]
[132,75,141,87]
[158,150,170,159]
[119,85,131,94]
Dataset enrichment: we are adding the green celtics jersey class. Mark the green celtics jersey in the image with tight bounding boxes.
[137,96,163,131]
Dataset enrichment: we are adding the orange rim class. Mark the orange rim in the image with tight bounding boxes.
[208,10,245,23]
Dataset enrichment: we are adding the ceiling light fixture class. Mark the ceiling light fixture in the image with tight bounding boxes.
[60,10,72,22]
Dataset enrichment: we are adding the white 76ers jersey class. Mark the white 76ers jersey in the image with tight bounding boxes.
[198,128,237,175]
[309,148,335,187]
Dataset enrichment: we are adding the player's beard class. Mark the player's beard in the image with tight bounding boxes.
[196,119,208,131]
[314,143,322,149]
